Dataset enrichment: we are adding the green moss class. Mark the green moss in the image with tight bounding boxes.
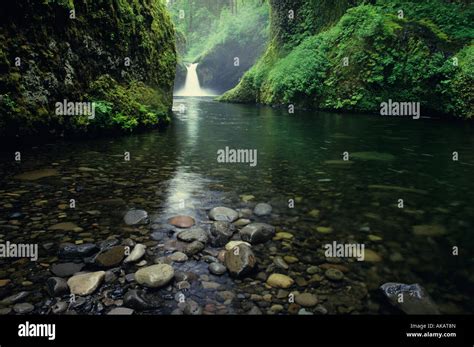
[222,2,473,118]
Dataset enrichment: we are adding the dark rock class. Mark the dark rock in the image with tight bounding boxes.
[380,283,440,314]
[209,262,226,276]
[240,223,275,244]
[210,221,235,247]
[184,241,204,256]
[95,246,125,268]
[46,277,69,296]
[50,263,84,277]
[177,227,209,244]
[58,243,98,259]
[224,244,256,278]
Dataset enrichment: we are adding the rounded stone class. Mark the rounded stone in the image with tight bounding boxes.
[208,262,226,276]
[67,271,105,296]
[325,268,344,281]
[266,274,294,288]
[209,207,239,222]
[168,216,195,228]
[295,293,318,307]
[224,244,256,278]
[253,203,272,216]
[135,264,174,288]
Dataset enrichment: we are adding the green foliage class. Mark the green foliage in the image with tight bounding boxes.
[223,1,473,118]
[84,75,170,133]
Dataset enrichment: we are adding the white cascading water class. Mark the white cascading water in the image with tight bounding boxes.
[175,63,213,97]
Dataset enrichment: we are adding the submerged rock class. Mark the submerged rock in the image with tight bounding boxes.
[266,274,294,288]
[177,227,209,244]
[240,223,275,244]
[135,264,174,288]
[184,241,205,256]
[67,271,105,296]
[51,263,84,277]
[209,262,226,276]
[14,169,59,180]
[124,244,146,263]
[168,215,195,228]
[209,207,239,222]
[210,221,235,246]
[253,203,272,216]
[46,277,70,297]
[413,225,447,237]
[124,209,148,226]
[295,293,318,307]
[95,246,125,268]
[224,244,256,278]
[224,240,251,251]
[380,283,440,314]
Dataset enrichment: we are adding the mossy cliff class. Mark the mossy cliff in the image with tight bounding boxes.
[220,0,473,119]
[0,0,177,137]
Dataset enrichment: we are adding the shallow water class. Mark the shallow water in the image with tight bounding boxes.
[0,97,473,314]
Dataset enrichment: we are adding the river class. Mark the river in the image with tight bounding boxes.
[0,97,473,314]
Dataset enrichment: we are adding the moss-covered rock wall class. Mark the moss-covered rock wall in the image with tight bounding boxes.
[221,0,473,119]
[0,0,177,137]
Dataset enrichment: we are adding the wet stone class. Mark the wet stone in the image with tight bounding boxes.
[184,241,205,256]
[95,246,125,268]
[124,210,148,226]
[224,244,256,278]
[209,207,239,223]
[177,227,209,244]
[168,216,195,228]
[240,223,275,244]
[325,268,344,281]
[208,262,226,276]
[210,221,235,247]
[46,277,69,296]
[13,303,34,314]
[51,263,84,277]
[253,203,272,216]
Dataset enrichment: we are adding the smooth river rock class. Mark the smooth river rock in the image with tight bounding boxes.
[95,246,125,268]
[135,264,174,288]
[266,274,294,288]
[124,244,146,263]
[224,244,256,278]
[380,283,440,314]
[240,223,275,244]
[209,207,239,222]
[177,227,209,244]
[168,216,195,228]
[67,271,105,296]
[253,203,272,216]
[210,221,235,247]
[124,209,148,226]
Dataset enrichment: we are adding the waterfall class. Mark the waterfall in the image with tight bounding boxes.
[175,63,214,97]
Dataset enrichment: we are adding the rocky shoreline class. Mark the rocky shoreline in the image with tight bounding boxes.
[0,199,444,315]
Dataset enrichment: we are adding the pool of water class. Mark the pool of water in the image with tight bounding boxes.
[0,97,473,314]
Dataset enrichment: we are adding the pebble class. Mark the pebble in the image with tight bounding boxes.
[135,264,174,288]
[177,227,209,243]
[273,256,289,270]
[124,244,146,263]
[168,215,195,228]
[51,262,84,277]
[224,240,251,251]
[108,307,134,315]
[240,223,275,244]
[253,203,272,216]
[67,271,105,295]
[168,252,188,262]
[295,293,318,307]
[51,301,68,314]
[13,303,34,314]
[95,246,125,268]
[124,210,148,226]
[46,277,69,296]
[325,268,344,281]
[266,274,294,288]
[224,244,256,278]
[209,207,239,222]
[209,262,226,275]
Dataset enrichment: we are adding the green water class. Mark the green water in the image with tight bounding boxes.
[0,97,473,314]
